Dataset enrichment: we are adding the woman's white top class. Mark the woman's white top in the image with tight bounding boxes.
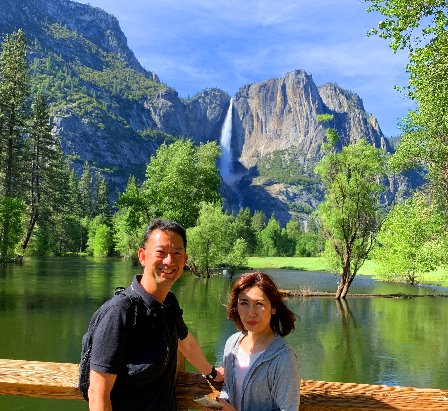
[233,346,264,410]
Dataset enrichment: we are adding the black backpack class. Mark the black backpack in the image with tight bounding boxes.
[78,287,139,401]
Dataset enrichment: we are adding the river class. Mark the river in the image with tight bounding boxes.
[1,257,447,410]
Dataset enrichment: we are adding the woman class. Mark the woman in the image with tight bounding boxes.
[213,272,300,411]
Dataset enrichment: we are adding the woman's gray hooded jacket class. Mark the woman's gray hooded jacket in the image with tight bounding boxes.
[220,332,300,411]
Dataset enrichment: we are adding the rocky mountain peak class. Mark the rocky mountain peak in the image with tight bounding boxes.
[232,70,361,170]
[318,82,364,113]
[1,0,150,75]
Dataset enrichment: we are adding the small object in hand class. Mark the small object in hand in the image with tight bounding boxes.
[193,395,223,409]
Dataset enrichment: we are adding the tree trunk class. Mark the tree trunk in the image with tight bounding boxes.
[335,280,345,300]
[187,262,201,278]
[335,267,354,300]
[0,221,9,259]
[339,281,351,299]
[21,211,38,251]
[5,135,14,196]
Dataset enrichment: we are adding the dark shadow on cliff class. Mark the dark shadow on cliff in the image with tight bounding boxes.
[236,167,292,224]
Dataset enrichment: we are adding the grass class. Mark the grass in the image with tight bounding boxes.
[247,256,330,272]
[246,257,448,288]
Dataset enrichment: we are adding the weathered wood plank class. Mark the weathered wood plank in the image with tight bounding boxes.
[299,379,448,410]
[0,359,80,400]
[1,359,448,410]
[176,371,221,410]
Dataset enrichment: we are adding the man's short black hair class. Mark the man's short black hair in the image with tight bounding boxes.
[143,219,187,249]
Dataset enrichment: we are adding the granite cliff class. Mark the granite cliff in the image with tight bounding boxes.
[224,71,409,224]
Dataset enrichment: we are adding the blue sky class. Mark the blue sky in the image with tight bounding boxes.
[76,0,414,137]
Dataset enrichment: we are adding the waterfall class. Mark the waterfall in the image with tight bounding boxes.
[219,98,233,184]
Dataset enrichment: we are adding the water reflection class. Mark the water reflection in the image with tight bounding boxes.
[284,295,448,390]
[0,258,447,410]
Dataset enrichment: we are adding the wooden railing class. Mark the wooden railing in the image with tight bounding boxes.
[1,358,448,410]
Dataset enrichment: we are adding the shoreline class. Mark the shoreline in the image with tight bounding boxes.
[246,256,448,288]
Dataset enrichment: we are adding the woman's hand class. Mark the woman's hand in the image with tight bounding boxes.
[202,398,236,411]
[214,366,224,382]
[217,398,237,411]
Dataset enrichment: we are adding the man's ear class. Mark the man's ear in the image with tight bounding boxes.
[137,247,146,267]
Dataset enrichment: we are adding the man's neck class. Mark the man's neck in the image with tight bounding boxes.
[140,275,170,303]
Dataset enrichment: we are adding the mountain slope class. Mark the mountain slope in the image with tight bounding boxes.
[0,0,230,197]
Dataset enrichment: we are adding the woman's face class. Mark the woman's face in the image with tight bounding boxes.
[237,285,276,334]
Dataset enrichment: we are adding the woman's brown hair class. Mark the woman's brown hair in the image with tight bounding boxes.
[227,272,296,337]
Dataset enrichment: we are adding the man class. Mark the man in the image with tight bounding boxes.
[88,219,222,410]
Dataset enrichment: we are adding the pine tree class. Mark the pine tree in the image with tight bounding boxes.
[92,170,110,219]
[0,29,30,197]
[251,210,266,255]
[21,91,60,251]
[0,30,30,260]
[79,160,92,218]
[233,207,257,255]
[32,155,74,256]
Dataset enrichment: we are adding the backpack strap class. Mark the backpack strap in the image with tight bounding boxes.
[115,286,142,326]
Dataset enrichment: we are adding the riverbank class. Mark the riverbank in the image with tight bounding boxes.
[246,257,448,288]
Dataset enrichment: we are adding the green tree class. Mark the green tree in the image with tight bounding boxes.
[67,167,81,217]
[112,206,145,262]
[186,202,236,278]
[113,175,148,259]
[142,140,221,228]
[317,113,339,150]
[251,210,266,255]
[0,30,30,260]
[61,166,85,253]
[21,91,61,251]
[366,1,448,210]
[373,192,448,284]
[259,215,283,257]
[30,158,83,256]
[0,29,29,197]
[115,141,221,259]
[116,139,221,253]
[284,218,323,257]
[226,238,249,278]
[295,229,324,257]
[233,207,257,255]
[92,170,110,219]
[284,218,301,256]
[366,1,447,53]
[0,196,26,259]
[87,215,113,258]
[315,139,387,299]
[79,160,93,218]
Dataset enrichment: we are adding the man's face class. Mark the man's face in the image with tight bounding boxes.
[138,229,188,288]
